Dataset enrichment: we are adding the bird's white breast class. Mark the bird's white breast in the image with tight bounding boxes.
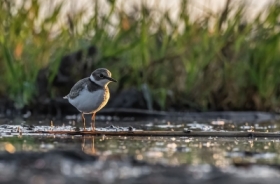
[68,85,109,114]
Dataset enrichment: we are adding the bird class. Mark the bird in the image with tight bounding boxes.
[63,68,117,131]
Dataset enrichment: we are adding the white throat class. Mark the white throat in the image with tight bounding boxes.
[90,75,95,83]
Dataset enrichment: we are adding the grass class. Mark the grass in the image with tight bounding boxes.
[0,0,280,111]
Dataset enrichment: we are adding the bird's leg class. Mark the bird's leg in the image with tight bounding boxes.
[91,113,96,131]
[81,113,86,130]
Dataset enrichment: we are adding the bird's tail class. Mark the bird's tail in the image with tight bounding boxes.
[63,95,68,99]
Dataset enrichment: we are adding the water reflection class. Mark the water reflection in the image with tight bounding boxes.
[0,118,280,168]
[82,137,96,155]
[0,135,279,168]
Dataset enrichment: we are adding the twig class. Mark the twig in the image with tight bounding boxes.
[34,130,280,138]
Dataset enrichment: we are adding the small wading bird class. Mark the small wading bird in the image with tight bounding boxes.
[63,68,117,131]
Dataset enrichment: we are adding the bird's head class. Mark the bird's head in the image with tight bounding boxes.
[90,68,117,86]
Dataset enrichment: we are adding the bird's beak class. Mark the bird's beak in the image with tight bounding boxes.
[105,76,117,82]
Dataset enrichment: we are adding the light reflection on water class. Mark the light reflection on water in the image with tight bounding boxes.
[0,134,280,167]
[0,118,280,167]
[137,119,280,132]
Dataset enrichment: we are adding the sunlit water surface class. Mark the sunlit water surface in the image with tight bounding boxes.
[0,117,280,167]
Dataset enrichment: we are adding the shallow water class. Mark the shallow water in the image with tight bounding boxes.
[0,116,280,167]
[1,114,280,184]
[4,135,279,166]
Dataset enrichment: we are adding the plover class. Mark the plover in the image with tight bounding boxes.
[63,68,117,131]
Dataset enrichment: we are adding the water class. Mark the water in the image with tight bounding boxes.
[0,117,280,165]
[1,134,280,166]
[0,116,280,183]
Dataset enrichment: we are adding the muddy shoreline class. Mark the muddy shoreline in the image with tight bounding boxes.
[1,105,279,124]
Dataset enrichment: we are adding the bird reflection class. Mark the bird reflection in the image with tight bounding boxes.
[81,136,96,155]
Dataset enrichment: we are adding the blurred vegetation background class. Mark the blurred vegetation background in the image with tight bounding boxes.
[0,0,280,112]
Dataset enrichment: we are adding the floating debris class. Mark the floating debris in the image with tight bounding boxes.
[211,120,226,125]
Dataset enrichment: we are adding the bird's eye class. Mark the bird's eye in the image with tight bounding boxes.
[99,74,104,78]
